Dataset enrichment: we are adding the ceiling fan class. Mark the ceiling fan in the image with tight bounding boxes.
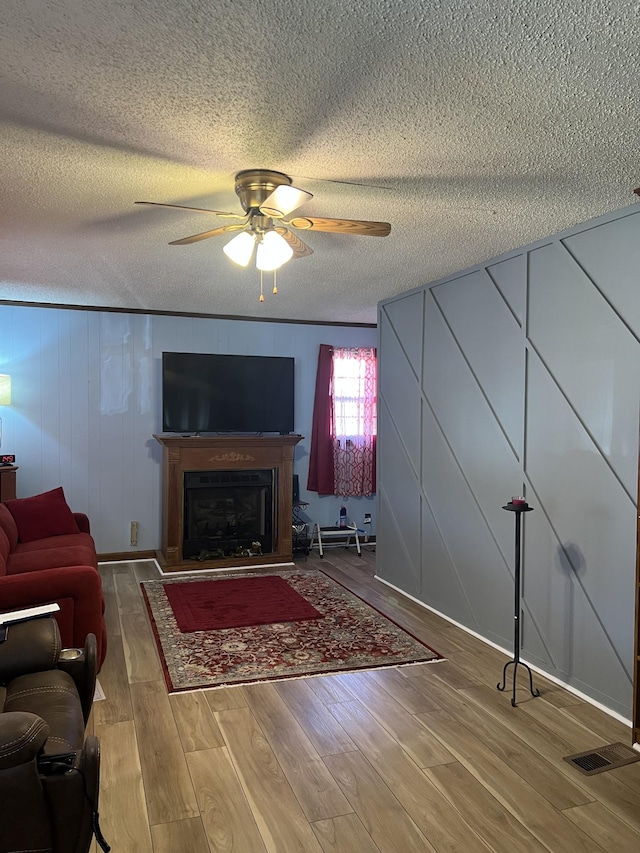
[135,169,391,273]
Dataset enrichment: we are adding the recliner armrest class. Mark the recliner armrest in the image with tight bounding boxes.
[57,633,98,724]
[0,617,61,683]
[0,711,49,770]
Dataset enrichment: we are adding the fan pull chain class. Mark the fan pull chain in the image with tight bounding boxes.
[259,270,264,302]
[272,270,278,295]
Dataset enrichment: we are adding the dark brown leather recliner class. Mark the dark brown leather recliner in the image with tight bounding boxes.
[0,616,109,853]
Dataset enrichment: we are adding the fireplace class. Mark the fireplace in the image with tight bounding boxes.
[183,469,274,560]
[154,434,302,571]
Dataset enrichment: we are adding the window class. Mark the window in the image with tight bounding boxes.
[332,347,376,497]
[308,345,377,497]
[332,348,377,439]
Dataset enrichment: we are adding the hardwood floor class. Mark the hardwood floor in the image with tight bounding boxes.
[92,550,640,852]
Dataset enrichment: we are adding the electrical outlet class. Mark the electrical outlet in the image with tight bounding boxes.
[363,513,371,541]
[130,521,139,546]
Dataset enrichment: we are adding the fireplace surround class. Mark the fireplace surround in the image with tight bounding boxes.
[154,434,302,571]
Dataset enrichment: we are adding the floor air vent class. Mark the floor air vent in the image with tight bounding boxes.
[563,743,640,776]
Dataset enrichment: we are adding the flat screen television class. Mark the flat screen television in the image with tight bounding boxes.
[162,351,295,435]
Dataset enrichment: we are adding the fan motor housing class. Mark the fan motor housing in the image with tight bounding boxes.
[234,169,292,213]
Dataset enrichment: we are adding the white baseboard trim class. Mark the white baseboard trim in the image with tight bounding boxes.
[98,556,296,577]
[375,574,632,728]
[156,560,295,576]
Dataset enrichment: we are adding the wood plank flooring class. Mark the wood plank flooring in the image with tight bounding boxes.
[92,550,640,852]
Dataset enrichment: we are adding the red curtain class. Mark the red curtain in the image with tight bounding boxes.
[307,345,377,497]
[307,344,335,495]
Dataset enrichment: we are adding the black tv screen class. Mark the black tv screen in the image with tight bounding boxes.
[162,352,295,435]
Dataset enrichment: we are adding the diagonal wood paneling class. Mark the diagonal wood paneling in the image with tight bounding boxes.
[524,351,635,707]
[379,291,425,380]
[562,211,640,339]
[431,268,525,460]
[376,402,422,597]
[421,291,524,565]
[420,397,513,645]
[487,254,527,327]
[378,205,640,720]
[378,305,423,473]
[528,241,638,498]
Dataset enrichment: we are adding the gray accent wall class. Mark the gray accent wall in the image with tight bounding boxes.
[377,205,640,720]
[0,310,376,554]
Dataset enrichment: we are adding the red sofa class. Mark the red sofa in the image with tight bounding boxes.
[0,492,107,669]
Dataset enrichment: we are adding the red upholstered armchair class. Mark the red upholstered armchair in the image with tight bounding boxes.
[0,494,107,669]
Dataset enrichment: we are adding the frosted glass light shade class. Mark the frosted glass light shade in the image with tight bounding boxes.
[256,230,294,271]
[0,374,11,406]
[260,184,313,217]
[223,231,256,266]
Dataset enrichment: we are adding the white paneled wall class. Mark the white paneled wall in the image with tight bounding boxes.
[0,310,376,554]
[378,205,640,719]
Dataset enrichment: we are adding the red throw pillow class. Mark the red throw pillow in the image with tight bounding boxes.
[5,487,81,543]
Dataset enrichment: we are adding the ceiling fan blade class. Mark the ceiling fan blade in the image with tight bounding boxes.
[275,227,314,259]
[135,201,244,219]
[288,216,391,236]
[259,185,313,218]
[169,223,248,245]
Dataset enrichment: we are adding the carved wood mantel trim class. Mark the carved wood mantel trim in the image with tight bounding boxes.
[154,434,303,571]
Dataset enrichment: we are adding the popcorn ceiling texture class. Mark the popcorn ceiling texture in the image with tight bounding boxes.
[0,0,638,323]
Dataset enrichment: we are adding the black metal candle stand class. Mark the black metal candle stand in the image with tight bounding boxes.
[497,500,540,707]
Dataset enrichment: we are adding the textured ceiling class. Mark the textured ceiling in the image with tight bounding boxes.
[1,0,638,325]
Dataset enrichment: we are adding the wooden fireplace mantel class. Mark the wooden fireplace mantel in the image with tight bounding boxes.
[154,434,303,571]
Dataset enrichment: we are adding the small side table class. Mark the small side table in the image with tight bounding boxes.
[310,524,362,557]
[0,465,18,502]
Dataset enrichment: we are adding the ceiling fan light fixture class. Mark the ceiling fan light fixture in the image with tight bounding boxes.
[256,230,294,271]
[223,231,256,266]
[259,184,313,218]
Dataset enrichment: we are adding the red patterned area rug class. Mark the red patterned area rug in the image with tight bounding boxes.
[141,569,443,693]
